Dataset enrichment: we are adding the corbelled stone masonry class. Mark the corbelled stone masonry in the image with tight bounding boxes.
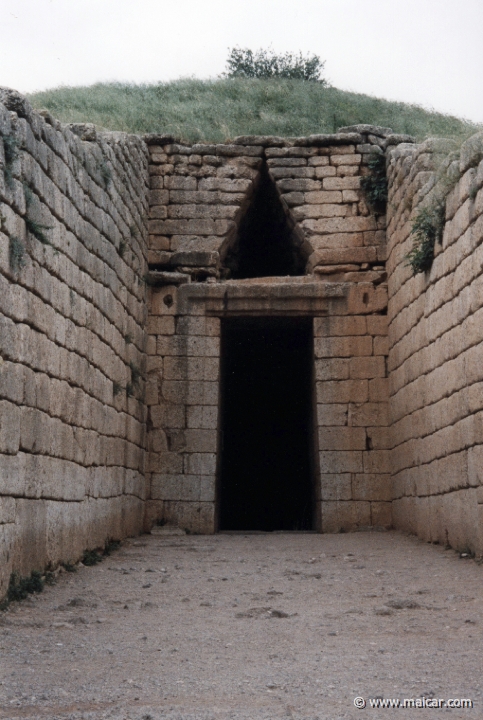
[2,85,483,604]
[143,128,399,533]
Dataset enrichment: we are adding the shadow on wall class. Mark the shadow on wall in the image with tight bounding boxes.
[221,166,310,278]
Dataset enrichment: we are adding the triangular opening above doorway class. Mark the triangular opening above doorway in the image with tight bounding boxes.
[221,165,310,279]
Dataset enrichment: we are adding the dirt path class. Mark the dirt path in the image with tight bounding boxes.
[0,530,482,720]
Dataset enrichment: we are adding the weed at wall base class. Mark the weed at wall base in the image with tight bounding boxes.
[0,570,45,610]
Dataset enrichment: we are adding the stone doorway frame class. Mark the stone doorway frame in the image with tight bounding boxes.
[158,278,349,533]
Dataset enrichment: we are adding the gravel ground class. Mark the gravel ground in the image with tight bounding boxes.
[0,529,482,720]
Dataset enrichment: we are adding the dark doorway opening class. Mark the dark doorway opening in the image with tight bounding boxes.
[218,317,315,531]
[222,166,309,279]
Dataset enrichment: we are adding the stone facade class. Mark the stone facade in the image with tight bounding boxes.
[144,130,392,533]
[2,87,483,602]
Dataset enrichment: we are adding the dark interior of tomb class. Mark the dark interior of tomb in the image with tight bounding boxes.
[224,167,307,278]
[218,317,315,531]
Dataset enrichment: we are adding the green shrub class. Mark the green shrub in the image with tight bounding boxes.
[406,202,446,274]
[360,151,388,213]
[82,549,103,566]
[7,570,44,603]
[224,47,325,82]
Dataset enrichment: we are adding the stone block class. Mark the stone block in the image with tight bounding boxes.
[318,427,366,451]
[368,378,389,402]
[321,500,371,533]
[308,156,330,166]
[373,336,389,356]
[0,400,21,453]
[330,154,361,166]
[149,402,185,429]
[150,286,179,316]
[149,189,169,205]
[276,178,321,192]
[314,336,372,358]
[352,473,392,502]
[320,474,352,501]
[314,166,337,178]
[146,316,175,335]
[304,190,342,204]
[314,316,367,337]
[184,452,217,475]
[319,450,363,473]
[187,405,218,429]
[0,496,16,524]
[148,452,183,474]
[349,357,386,379]
[200,477,215,502]
[294,204,348,220]
[309,232,365,250]
[176,316,220,337]
[347,285,387,314]
[164,356,219,382]
[164,176,197,190]
[363,450,391,474]
[303,216,376,235]
[317,380,368,404]
[366,316,388,335]
[316,249,379,271]
[315,358,350,381]
[316,403,348,426]
[366,427,391,449]
[322,176,361,190]
[184,429,217,453]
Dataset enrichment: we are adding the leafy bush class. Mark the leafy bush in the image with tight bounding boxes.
[360,151,388,213]
[224,47,325,82]
[406,202,446,274]
[7,571,44,603]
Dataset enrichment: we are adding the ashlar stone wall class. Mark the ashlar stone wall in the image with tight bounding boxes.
[0,90,149,598]
[144,127,401,533]
[387,131,483,554]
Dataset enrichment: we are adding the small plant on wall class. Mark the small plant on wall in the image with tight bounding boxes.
[406,201,445,274]
[360,151,388,214]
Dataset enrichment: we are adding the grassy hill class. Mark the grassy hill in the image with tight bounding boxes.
[28,78,480,143]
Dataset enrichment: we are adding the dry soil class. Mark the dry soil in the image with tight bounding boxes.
[0,530,482,720]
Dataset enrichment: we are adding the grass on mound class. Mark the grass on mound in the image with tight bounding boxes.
[28,78,480,143]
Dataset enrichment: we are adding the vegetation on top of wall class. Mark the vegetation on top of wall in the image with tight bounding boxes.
[224,47,326,82]
[360,151,388,214]
[27,79,480,143]
[405,132,483,275]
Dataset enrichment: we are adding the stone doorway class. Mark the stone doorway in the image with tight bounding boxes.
[218,316,316,531]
